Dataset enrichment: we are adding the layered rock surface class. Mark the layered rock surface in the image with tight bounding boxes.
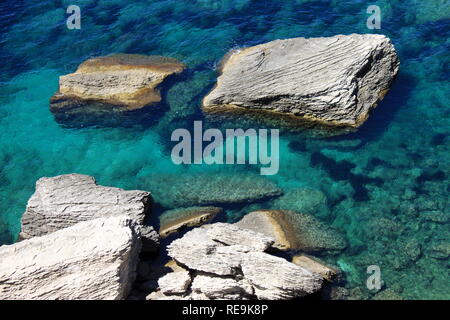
[20,174,159,252]
[148,223,324,300]
[50,54,185,123]
[159,206,223,238]
[141,173,282,208]
[203,34,400,129]
[20,174,151,238]
[0,216,141,300]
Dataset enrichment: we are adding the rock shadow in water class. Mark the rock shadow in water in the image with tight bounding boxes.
[52,69,190,129]
[310,151,384,202]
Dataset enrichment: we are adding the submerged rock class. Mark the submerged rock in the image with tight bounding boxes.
[140,173,282,208]
[421,210,449,224]
[159,206,223,238]
[203,34,399,130]
[372,288,404,300]
[20,174,159,252]
[235,210,347,254]
[0,216,141,300]
[50,54,184,124]
[205,222,275,251]
[271,188,330,218]
[161,223,323,300]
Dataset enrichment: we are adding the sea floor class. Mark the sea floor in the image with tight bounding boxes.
[0,0,449,299]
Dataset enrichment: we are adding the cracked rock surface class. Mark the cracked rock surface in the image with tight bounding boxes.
[50,54,185,117]
[149,223,324,300]
[0,216,141,300]
[203,34,399,128]
[20,174,151,238]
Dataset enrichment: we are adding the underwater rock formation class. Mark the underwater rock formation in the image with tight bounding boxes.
[235,210,347,254]
[203,34,399,129]
[271,188,330,218]
[148,223,323,300]
[20,174,159,252]
[140,173,282,208]
[50,54,185,124]
[159,206,223,238]
[0,216,141,300]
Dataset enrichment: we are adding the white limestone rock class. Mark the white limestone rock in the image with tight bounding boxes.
[157,271,192,295]
[0,216,141,300]
[167,228,242,276]
[203,34,400,129]
[191,274,254,300]
[205,222,274,251]
[19,174,158,252]
[241,252,323,300]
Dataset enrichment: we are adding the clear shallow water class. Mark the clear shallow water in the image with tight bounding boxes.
[0,0,449,299]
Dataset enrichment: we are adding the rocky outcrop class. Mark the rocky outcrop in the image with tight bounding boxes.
[159,206,223,238]
[19,174,159,252]
[428,242,450,260]
[191,274,254,300]
[50,54,185,123]
[205,223,275,251]
[158,271,192,295]
[0,216,141,300]
[203,34,399,129]
[292,255,339,282]
[235,210,347,254]
[148,223,324,300]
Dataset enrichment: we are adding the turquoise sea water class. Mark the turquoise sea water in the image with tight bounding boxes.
[0,0,449,299]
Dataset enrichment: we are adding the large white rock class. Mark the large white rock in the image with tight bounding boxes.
[50,54,185,120]
[0,216,141,300]
[20,174,152,239]
[203,34,400,129]
[241,252,322,300]
[205,222,274,251]
[166,223,323,300]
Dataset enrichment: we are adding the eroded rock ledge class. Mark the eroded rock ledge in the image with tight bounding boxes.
[147,223,325,300]
[19,174,159,252]
[2,175,343,301]
[203,34,400,129]
[0,216,141,300]
[236,210,347,254]
[50,54,185,124]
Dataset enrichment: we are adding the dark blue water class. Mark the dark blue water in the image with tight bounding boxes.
[0,0,449,299]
